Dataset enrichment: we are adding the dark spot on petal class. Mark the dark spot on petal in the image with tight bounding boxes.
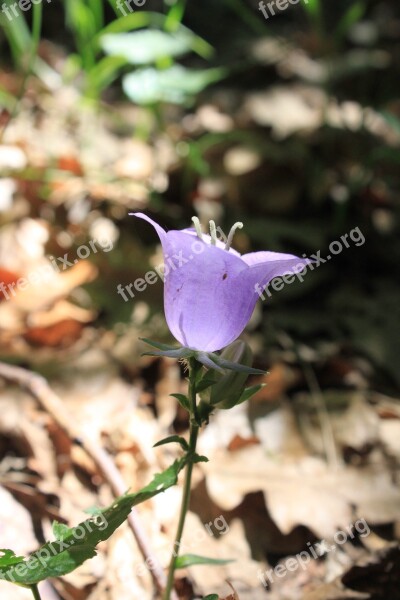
[222,273,228,280]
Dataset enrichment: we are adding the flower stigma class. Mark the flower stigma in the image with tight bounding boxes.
[225,222,243,250]
[209,220,217,245]
[191,216,204,241]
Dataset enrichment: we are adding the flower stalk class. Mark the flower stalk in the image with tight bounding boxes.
[30,585,42,600]
[163,357,201,600]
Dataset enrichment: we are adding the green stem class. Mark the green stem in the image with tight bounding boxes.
[163,358,200,600]
[30,584,42,600]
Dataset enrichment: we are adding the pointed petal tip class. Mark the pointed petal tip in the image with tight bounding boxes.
[130,212,167,243]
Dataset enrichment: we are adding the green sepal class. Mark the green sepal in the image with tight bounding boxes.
[140,338,194,359]
[198,341,264,412]
[142,348,194,359]
[202,595,219,600]
[207,352,265,375]
[139,337,182,351]
[153,435,189,451]
[140,339,265,374]
[175,554,233,568]
[194,352,225,373]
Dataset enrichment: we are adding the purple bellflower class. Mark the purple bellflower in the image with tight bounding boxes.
[132,213,309,353]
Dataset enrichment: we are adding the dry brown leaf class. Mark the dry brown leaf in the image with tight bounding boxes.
[178,512,264,599]
[23,318,86,348]
[202,446,400,538]
[302,581,369,600]
[13,260,97,314]
[296,393,379,455]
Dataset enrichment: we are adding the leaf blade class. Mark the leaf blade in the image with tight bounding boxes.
[0,459,185,585]
[175,554,233,569]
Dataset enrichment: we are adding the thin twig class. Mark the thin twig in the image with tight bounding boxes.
[302,363,341,470]
[0,361,177,600]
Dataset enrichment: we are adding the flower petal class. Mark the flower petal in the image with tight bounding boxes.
[161,234,254,351]
[242,251,301,266]
[130,212,168,246]
[131,215,310,352]
[241,255,311,303]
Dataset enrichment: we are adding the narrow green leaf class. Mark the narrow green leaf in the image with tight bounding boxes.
[335,1,366,42]
[164,0,186,32]
[154,435,189,451]
[0,459,185,585]
[0,0,32,66]
[225,383,265,408]
[302,0,324,34]
[98,11,164,37]
[175,554,233,568]
[303,0,321,18]
[86,55,127,93]
[192,453,209,464]
[202,595,219,600]
[170,393,190,411]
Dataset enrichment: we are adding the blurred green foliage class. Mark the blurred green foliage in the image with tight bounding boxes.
[0,0,399,394]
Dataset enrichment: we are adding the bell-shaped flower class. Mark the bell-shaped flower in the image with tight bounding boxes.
[132,213,310,353]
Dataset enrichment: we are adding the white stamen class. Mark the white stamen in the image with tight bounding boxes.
[225,222,243,250]
[209,220,217,245]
